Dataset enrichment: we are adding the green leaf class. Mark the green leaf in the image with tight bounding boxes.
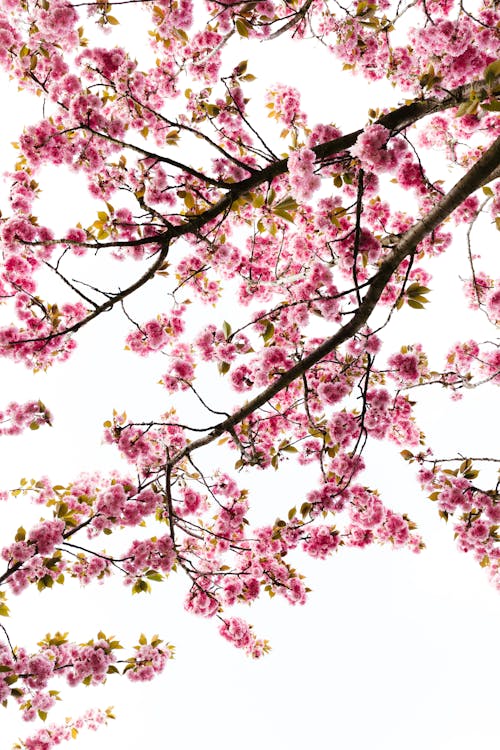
[400,450,413,461]
[407,299,425,309]
[481,100,500,112]
[455,98,479,117]
[15,527,26,542]
[273,208,295,222]
[262,321,275,342]
[274,196,299,212]
[406,283,431,296]
[132,579,151,594]
[464,470,479,480]
[184,192,195,210]
[484,59,500,84]
[145,570,163,582]
[479,554,490,568]
[235,18,249,37]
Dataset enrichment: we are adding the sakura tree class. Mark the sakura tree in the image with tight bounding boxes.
[0,0,499,746]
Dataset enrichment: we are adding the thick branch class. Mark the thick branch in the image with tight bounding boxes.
[164,76,499,243]
[14,76,499,346]
[170,135,500,465]
[27,73,499,254]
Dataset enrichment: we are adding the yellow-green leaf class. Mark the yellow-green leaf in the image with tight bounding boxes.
[235,18,249,37]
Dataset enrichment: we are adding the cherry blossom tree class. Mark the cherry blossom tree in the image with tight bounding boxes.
[0,0,500,746]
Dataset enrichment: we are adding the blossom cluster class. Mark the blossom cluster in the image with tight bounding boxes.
[444,340,500,390]
[16,708,110,750]
[0,472,168,595]
[351,125,407,173]
[219,617,268,658]
[0,400,52,436]
[287,148,321,202]
[0,632,170,726]
[462,273,500,323]
[417,460,500,588]
[125,309,186,356]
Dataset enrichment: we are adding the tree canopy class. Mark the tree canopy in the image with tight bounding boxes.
[0,0,499,747]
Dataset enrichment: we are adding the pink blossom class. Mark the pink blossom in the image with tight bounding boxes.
[351,125,407,172]
[287,147,321,202]
[28,520,65,556]
[387,352,420,383]
[486,287,500,321]
[265,84,305,127]
[185,588,219,617]
[303,526,339,559]
[317,380,350,405]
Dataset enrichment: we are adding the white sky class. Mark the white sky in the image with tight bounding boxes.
[1,9,500,750]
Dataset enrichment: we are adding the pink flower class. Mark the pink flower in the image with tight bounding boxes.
[303,526,339,559]
[28,520,65,556]
[288,147,321,202]
[185,588,219,617]
[266,84,305,127]
[219,617,253,649]
[470,519,490,542]
[486,287,500,321]
[351,125,407,173]
[317,380,350,405]
[388,352,420,383]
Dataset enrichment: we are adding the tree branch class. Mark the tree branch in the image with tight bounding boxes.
[169,134,500,466]
[14,76,500,347]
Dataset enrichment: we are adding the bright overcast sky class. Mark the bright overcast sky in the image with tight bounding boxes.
[1,8,500,750]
